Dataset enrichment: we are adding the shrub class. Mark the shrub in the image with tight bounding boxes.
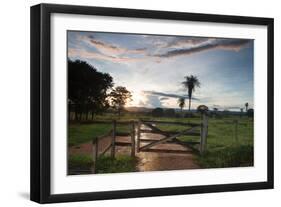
[151,108,164,117]
[165,108,176,117]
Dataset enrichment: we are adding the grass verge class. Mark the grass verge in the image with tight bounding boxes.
[197,144,253,168]
[68,154,93,169]
[68,123,130,146]
[96,155,136,174]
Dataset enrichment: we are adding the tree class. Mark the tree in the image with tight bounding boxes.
[197,105,208,114]
[240,108,244,118]
[182,75,200,111]
[213,107,218,118]
[109,86,132,118]
[247,108,254,118]
[223,109,230,117]
[177,97,185,117]
[165,108,176,117]
[68,59,113,121]
[245,102,249,112]
[152,108,164,117]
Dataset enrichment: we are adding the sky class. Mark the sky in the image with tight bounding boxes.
[68,31,254,111]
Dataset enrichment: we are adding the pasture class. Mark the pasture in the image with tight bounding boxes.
[68,112,253,173]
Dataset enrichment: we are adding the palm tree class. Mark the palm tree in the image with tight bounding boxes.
[245,102,249,112]
[178,97,185,117]
[182,75,200,111]
[213,107,218,117]
[240,108,244,118]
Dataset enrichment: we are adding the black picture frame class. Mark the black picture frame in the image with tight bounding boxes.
[30,3,274,204]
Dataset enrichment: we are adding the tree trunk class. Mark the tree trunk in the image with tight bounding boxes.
[118,108,121,119]
[68,105,71,121]
[79,112,82,121]
[85,106,88,121]
[188,98,191,111]
[74,104,78,121]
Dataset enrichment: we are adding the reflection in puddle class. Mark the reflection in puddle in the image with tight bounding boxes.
[136,124,200,172]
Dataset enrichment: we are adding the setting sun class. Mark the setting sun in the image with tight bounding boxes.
[126,90,145,107]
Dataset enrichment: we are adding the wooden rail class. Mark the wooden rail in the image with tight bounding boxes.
[141,120,200,127]
[140,129,200,136]
[91,115,209,173]
[83,120,133,125]
[139,126,198,151]
[137,114,208,155]
[92,120,136,173]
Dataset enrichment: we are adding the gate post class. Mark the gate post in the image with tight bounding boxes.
[111,120,116,159]
[131,121,135,157]
[92,137,98,173]
[137,120,141,152]
[200,113,208,154]
[234,119,238,142]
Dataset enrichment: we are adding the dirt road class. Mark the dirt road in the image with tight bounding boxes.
[136,132,200,171]
[69,124,200,173]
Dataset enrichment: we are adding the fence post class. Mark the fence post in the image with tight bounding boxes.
[200,113,208,154]
[131,121,135,157]
[137,120,141,152]
[92,137,98,173]
[111,120,116,159]
[234,120,238,142]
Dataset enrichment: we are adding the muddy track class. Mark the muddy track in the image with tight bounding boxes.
[136,132,200,171]
[69,126,200,173]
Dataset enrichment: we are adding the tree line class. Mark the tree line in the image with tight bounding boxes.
[68,59,253,121]
[68,59,132,121]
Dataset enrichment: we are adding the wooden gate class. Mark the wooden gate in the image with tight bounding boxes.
[136,114,208,155]
[92,120,135,173]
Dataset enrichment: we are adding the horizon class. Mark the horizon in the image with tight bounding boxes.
[68,31,254,112]
[124,105,252,112]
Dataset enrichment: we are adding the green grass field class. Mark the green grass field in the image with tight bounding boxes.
[68,112,253,171]
[68,122,130,146]
[179,117,253,168]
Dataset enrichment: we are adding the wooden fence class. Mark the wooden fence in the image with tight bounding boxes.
[223,119,239,142]
[91,114,209,173]
[136,113,209,155]
[91,120,135,173]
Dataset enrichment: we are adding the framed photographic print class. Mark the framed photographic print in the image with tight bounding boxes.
[30,3,274,203]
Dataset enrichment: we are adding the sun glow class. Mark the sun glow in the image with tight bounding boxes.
[126,90,146,107]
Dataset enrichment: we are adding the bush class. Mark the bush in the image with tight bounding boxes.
[165,108,176,117]
[184,112,195,118]
[247,109,254,117]
[151,108,164,117]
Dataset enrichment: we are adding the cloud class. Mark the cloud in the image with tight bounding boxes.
[154,39,251,58]
[68,48,142,63]
[144,95,163,108]
[71,33,252,64]
[160,97,169,101]
[143,91,199,100]
[165,37,211,48]
[212,104,221,108]
[208,104,250,111]
[79,35,147,56]
[225,106,243,110]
